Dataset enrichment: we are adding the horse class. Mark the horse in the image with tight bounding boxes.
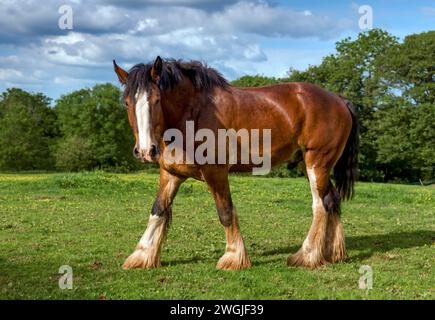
[113,56,359,270]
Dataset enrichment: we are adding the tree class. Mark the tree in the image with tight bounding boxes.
[373,31,435,182]
[231,75,281,87]
[373,103,435,182]
[54,83,139,171]
[0,88,57,170]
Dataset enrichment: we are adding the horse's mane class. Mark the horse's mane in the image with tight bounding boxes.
[124,59,229,99]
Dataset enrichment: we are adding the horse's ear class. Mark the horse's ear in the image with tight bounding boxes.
[151,56,163,82]
[113,60,128,85]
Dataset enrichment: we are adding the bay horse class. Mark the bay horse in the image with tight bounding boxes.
[113,56,359,270]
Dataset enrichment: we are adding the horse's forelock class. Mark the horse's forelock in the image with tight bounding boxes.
[124,63,152,102]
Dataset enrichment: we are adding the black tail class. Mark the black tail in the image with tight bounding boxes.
[333,98,360,201]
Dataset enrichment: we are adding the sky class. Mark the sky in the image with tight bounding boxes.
[0,0,434,100]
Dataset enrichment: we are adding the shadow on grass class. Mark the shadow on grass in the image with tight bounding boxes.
[160,230,434,267]
[259,230,434,262]
[161,255,211,267]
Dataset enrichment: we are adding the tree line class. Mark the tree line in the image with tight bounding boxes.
[0,84,141,172]
[0,29,433,182]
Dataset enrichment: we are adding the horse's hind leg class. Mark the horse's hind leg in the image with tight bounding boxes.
[288,165,329,268]
[324,185,346,263]
[203,167,251,270]
[288,165,328,268]
[123,169,185,269]
[288,150,346,268]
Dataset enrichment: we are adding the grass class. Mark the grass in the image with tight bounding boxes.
[0,171,433,300]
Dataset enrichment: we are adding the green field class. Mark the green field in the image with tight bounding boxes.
[0,172,433,299]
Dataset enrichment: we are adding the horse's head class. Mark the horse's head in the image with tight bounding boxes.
[113,57,164,163]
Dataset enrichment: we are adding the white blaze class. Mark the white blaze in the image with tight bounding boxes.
[135,90,152,151]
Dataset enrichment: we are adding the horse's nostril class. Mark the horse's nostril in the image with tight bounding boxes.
[133,147,140,158]
[149,145,157,158]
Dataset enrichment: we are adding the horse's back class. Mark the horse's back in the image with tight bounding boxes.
[233,82,351,132]
[238,82,347,109]
[230,82,353,160]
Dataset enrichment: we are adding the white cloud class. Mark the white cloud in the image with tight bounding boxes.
[45,32,86,45]
[0,68,23,81]
[54,76,104,85]
[0,0,356,98]
[210,2,352,38]
[135,19,159,33]
[221,47,334,79]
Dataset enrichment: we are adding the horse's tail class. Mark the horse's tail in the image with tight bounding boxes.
[333,98,360,201]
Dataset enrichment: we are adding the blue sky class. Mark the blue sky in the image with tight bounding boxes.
[0,0,433,100]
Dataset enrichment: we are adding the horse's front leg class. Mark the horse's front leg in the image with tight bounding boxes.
[203,167,251,270]
[123,169,185,269]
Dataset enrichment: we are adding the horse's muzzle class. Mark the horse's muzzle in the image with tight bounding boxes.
[133,145,159,163]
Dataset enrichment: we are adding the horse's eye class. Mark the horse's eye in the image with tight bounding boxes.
[155,99,160,105]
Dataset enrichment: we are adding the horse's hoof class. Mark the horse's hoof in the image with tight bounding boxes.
[325,247,347,263]
[287,248,326,269]
[216,252,252,271]
[122,249,160,269]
